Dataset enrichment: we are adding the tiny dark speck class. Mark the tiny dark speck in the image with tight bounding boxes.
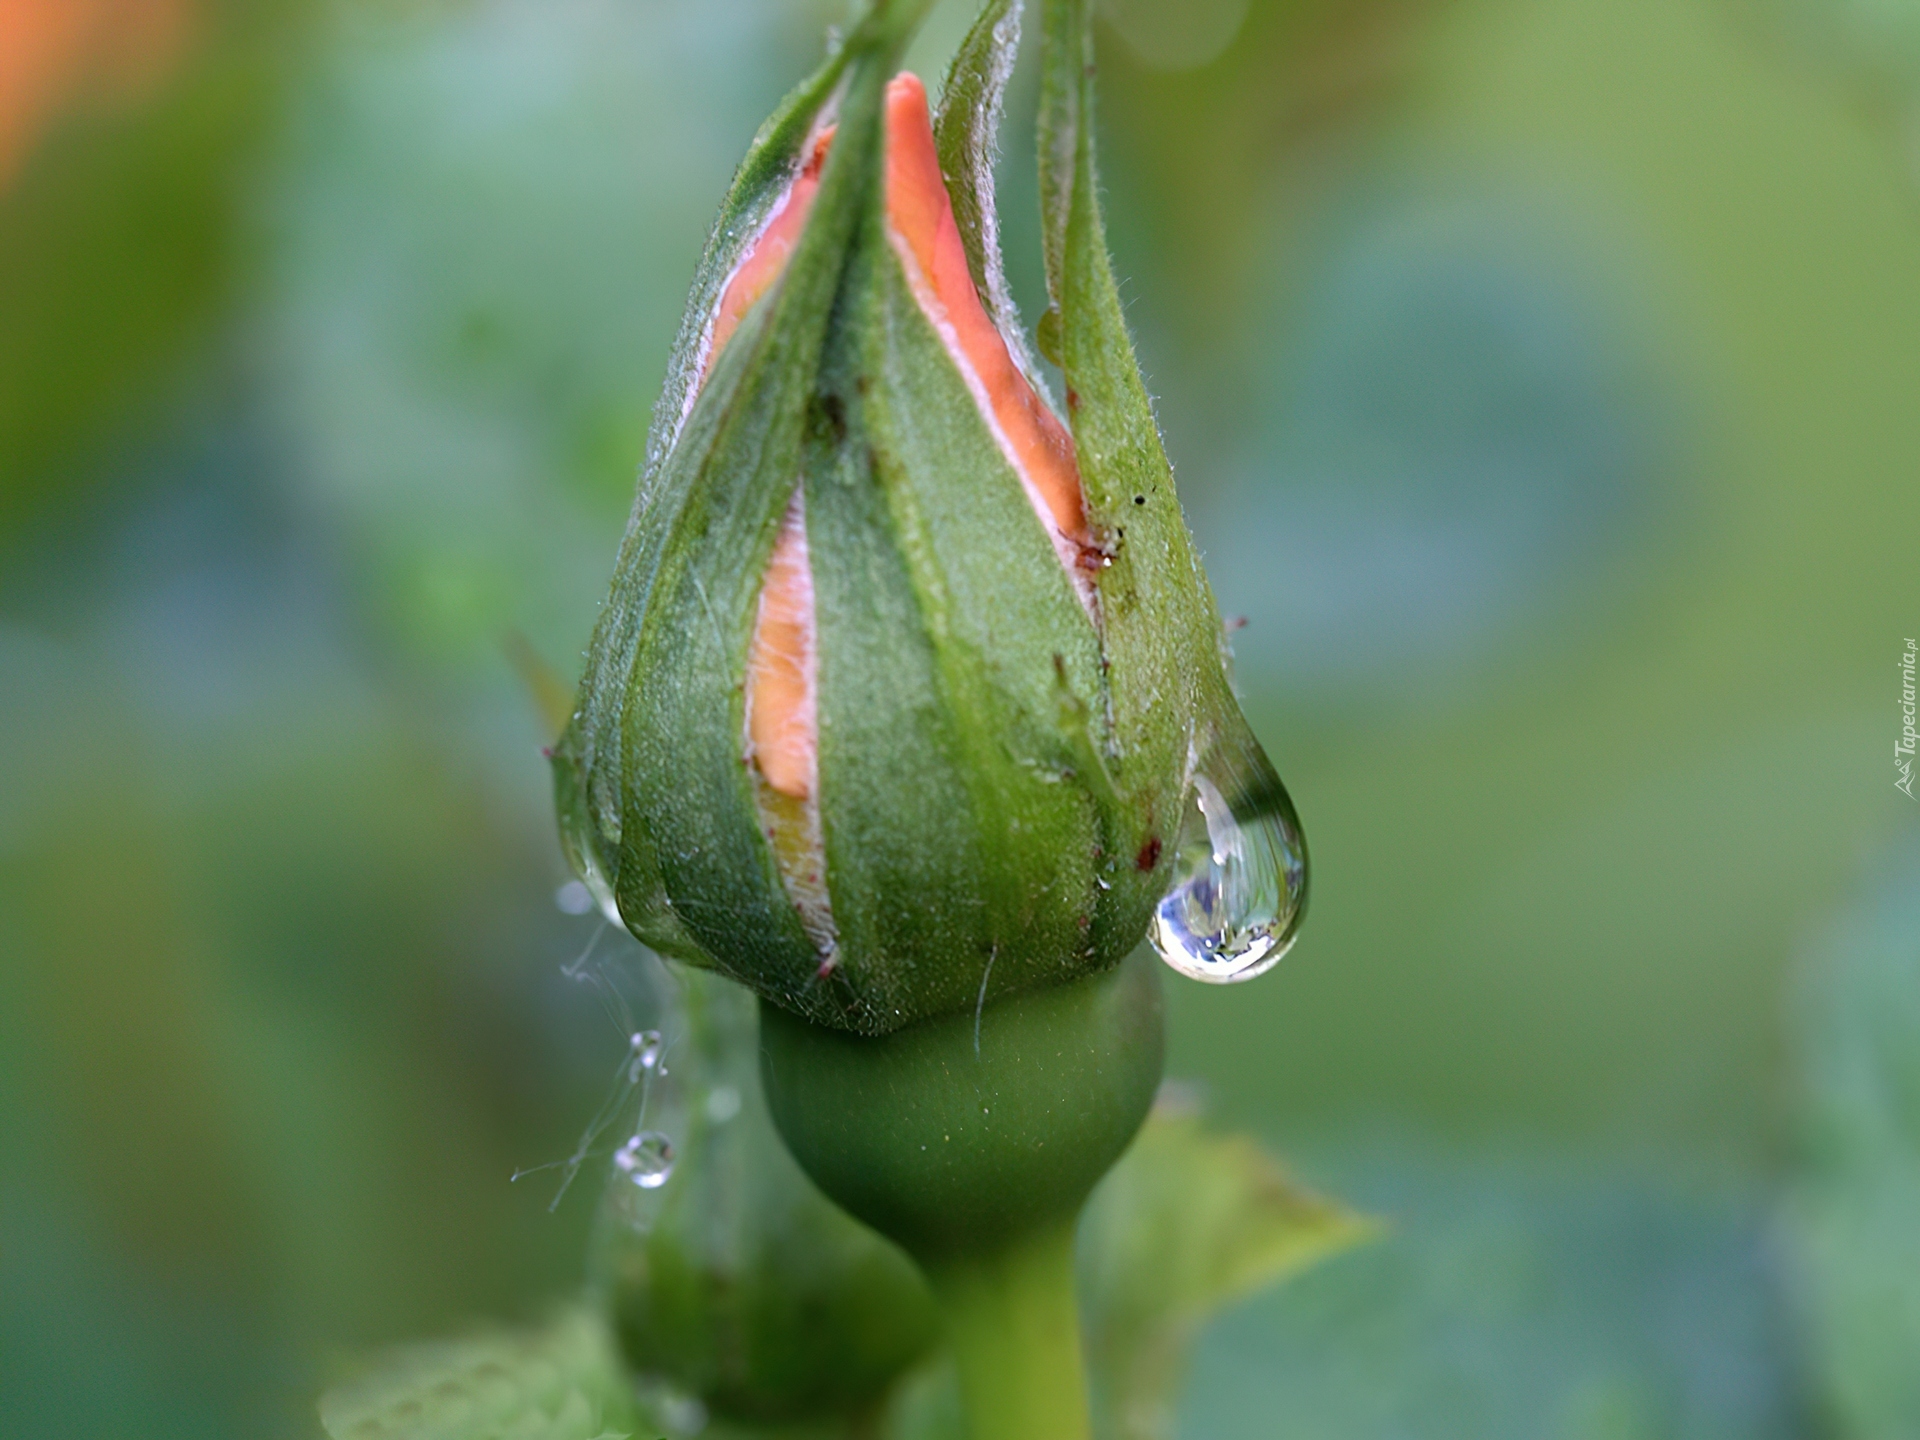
[1065,388,1079,410]
[1133,494,1145,505]
[817,392,847,442]
[1136,836,1161,871]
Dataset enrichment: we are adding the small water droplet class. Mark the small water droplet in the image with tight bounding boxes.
[705,1085,742,1124]
[554,880,595,915]
[613,1130,675,1189]
[1149,732,1307,984]
[554,772,624,925]
[627,1029,663,1081]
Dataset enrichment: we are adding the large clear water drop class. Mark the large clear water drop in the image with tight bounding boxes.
[1149,731,1308,983]
[614,1130,675,1189]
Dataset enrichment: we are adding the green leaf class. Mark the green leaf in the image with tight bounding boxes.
[1785,838,1920,1439]
[1076,1100,1378,1440]
[317,1307,647,1440]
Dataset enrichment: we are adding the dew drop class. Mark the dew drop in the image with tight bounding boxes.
[628,1029,663,1081]
[554,880,595,916]
[1149,732,1308,983]
[576,864,622,926]
[613,1130,675,1189]
[554,772,624,925]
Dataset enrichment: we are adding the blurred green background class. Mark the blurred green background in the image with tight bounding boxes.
[2,0,1916,1435]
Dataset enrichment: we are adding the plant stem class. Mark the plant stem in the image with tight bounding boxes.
[924,1221,1091,1440]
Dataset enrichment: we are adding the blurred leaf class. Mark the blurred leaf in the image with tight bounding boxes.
[317,1308,647,1440]
[265,0,827,670]
[1785,836,1920,1439]
[1177,1139,1807,1439]
[1741,0,1920,180]
[1076,1099,1376,1440]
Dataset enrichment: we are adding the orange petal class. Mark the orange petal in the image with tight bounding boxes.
[708,133,829,800]
[746,492,816,800]
[882,72,1088,552]
[701,128,831,386]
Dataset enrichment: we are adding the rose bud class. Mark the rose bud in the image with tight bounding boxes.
[551,0,1306,1039]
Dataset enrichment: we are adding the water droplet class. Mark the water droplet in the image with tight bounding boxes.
[704,1084,742,1124]
[577,867,622,926]
[554,880,595,915]
[628,1029,663,1081]
[1149,731,1307,983]
[554,768,624,925]
[613,1130,675,1189]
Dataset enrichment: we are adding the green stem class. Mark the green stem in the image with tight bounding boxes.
[924,1222,1091,1440]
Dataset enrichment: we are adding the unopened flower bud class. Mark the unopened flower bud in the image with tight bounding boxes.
[554,0,1305,1037]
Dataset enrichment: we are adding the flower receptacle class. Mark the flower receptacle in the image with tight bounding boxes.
[757,945,1164,1264]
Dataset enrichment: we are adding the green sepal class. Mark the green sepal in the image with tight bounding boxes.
[798,181,1112,1029]
[558,7,926,988]
[553,21,851,946]
[932,0,1048,390]
[614,56,882,986]
[1036,0,1285,892]
[596,966,938,1426]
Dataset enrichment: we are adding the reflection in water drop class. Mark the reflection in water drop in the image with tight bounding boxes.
[629,1029,663,1081]
[614,1130,675,1189]
[1149,731,1308,983]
